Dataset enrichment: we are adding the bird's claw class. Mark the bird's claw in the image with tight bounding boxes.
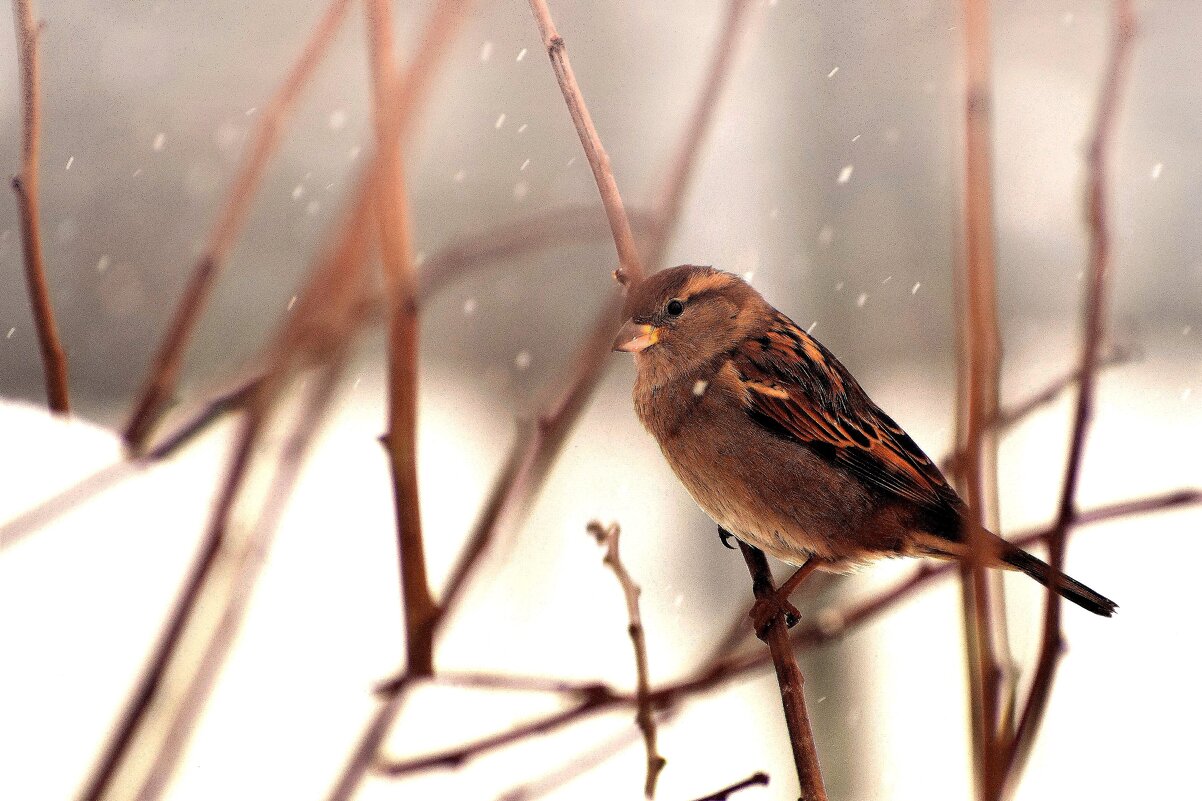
[749,593,801,640]
[718,528,737,550]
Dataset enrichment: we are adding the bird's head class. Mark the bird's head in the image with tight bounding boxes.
[612,265,764,376]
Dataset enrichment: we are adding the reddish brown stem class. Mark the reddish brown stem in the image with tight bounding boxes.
[11,0,69,412]
[690,772,771,801]
[1006,0,1137,783]
[364,0,438,677]
[737,541,827,801]
[955,0,1010,795]
[526,0,646,286]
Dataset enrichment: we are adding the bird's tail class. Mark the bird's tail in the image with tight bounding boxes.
[1001,547,1117,617]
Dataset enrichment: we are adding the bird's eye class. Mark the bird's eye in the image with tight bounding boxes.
[666,299,684,317]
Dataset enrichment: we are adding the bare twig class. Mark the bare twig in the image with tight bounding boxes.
[364,0,438,677]
[372,491,1195,780]
[1006,0,1137,783]
[690,772,770,801]
[736,541,827,801]
[123,0,353,450]
[10,0,69,412]
[588,521,666,797]
[526,0,645,286]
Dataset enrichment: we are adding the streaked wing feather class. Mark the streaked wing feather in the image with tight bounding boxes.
[733,313,953,510]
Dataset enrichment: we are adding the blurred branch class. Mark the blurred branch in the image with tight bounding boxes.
[364,0,438,677]
[955,0,1009,795]
[79,164,376,801]
[1006,0,1137,784]
[690,772,770,801]
[123,0,353,451]
[373,489,1197,779]
[644,0,753,268]
[526,0,645,286]
[10,0,69,412]
[736,541,827,801]
[588,521,666,797]
[417,204,655,302]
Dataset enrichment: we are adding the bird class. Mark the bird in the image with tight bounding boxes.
[611,264,1116,625]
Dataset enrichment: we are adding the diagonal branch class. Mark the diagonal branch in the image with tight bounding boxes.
[123,0,354,450]
[526,0,646,286]
[588,521,665,797]
[10,0,69,412]
[736,542,827,801]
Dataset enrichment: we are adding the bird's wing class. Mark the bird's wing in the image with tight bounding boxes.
[730,312,955,510]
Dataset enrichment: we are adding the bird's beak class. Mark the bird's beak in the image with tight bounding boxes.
[612,320,660,353]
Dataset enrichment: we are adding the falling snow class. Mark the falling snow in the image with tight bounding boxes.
[96,255,111,273]
[463,298,478,315]
[911,282,921,295]
[153,133,166,151]
[520,158,531,171]
[329,110,347,130]
[881,275,892,285]
[1151,162,1164,180]
[834,281,844,291]
[513,181,529,199]
[65,156,74,170]
[495,113,506,130]
[287,295,297,310]
[6,328,14,339]
[1183,388,1193,401]
[516,47,528,62]
[827,66,839,78]
[818,225,834,247]
[856,293,868,308]
[851,134,861,143]
[514,350,532,369]
[517,123,528,133]
[291,184,305,200]
[348,145,362,160]
[693,379,709,397]
[479,41,493,62]
[837,165,854,184]
[807,322,817,334]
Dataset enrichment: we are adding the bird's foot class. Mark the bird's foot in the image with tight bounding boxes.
[718,528,738,550]
[749,592,801,640]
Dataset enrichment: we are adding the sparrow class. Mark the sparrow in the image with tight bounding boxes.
[612,264,1116,618]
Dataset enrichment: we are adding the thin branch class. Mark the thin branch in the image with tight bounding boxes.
[1006,0,1137,782]
[736,542,827,801]
[526,0,645,286]
[10,0,69,412]
[371,491,1195,780]
[588,521,666,797]
[122,0,353,450]
[417,204,655,303]
[79,150,376,801]
[690,772,770,801]
[365,0,438,677]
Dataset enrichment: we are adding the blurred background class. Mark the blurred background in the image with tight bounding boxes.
[1,0,1199,799]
